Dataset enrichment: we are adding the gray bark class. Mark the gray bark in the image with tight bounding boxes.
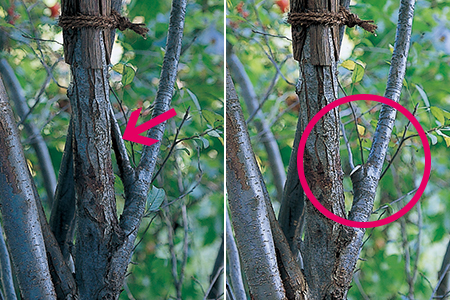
[337,0,416,295]
[0,75,56,299]
[0,58,57,205]
[436,239,450,297]
[68,33,122,299]
[0,224,16,300]
[226,210,247,300]
[104,0,187,294]
[295,32,348,299]
[226,51,286,198]
[49,121,75,263]
[227,69,287,299]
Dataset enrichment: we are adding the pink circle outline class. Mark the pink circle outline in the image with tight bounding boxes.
[297,94,431,228]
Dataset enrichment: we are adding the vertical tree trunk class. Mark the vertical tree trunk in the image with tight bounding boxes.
[60,0,123,297]
[0,76,56,299]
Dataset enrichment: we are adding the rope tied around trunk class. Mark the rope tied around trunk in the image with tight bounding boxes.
[58,10,149,38]
[288,6,377,34]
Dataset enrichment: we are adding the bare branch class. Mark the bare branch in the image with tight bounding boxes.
[0,58,57,205]
[0,75,56,298]
[337,0,416,295]
[436,240,450,298]
[0,223,17,300]
[225,210,247,300]
[226,51,286,198]
[49,121,75,262]
[226,69,286,299]
[107,0,188,294]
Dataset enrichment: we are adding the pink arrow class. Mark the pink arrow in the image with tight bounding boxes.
[123,108,177,146]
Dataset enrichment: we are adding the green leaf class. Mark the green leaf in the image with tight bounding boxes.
[351,63,365,83]
[207,129,221,138]
[185,88,202,112]
[122,65,136,86]
[427,132,438,145]
[112,63,136,86]
[341,60,356,71]
[146,186,166,212]
[199,136,210,149]
[431,106,445,124]
[202,110,223,126]
[436,130,450,147]
[112,63,125,74]
[414,84,430,108]
[227,14,247,23]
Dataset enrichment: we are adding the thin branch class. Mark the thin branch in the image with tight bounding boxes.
[379,103,419,180]
[252,29,291,41]
[110,84,137,166]
[110,0,187,290]
[341,119,355,170]
[180,203,189,292]
[227,51,286,198]
[372,187,419,214]
[0,223,17,300]
[164,207,182,299]
[349,101,365,165]
[246,54,291,124]
[203,267,224,300]
[110,104,135,197]
[226,210,247,300]
[436,240,450,297]
[21,33,64,45]
[151,107,191,184]
[431,264,450,300]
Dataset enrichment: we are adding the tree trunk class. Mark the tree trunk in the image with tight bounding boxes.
[0,75,56,299]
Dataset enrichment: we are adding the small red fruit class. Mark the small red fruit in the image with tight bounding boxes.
[49,3,60,18]
[275,0,289,13]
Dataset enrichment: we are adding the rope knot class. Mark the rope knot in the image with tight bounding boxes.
[58,10,149,38]
[287,6,377,34]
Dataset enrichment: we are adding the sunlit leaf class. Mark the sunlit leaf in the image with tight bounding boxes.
[415,84,430,107]
[357,124,365,136]
[431,106,445,124]
[146,186,166,212]
[351,63,365,83]
[341,60,356,71]
[185,88,202,112]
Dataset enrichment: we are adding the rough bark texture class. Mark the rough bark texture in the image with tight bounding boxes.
[227,68,307,300]
[0,75,56,299]
[69,34,123,299]
[50,121,76,263]
[61,0,124,297]
[285,0,415,298]
[296,32,350,299]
